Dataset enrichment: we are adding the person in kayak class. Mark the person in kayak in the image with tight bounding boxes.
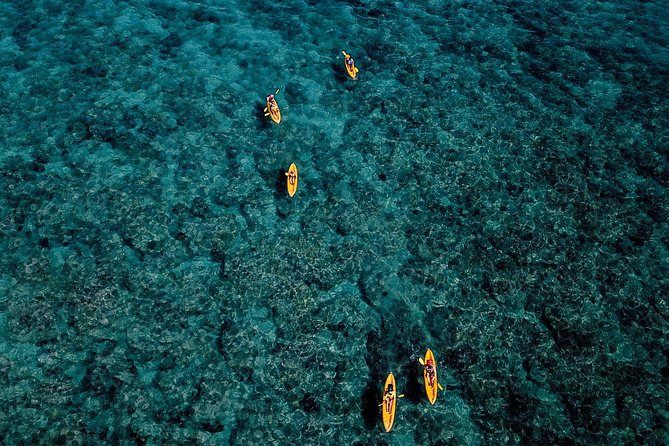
[384,383,395,413]
[287,169,297,186]
[424,358,436,387]
[345,53,356,72]
[267,94,278,113]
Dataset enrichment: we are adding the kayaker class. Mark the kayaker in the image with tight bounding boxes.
[267,94,278,112]
[345,54,355,72]
[287,170,297,186]
[424,359,436,387]
[384,383,395,412]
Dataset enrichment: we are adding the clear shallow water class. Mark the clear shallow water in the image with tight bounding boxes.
[1,0,668,444]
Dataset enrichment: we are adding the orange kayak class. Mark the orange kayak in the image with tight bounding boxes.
[423,349,439,404]
[381,373,397,432]
[285,163,298,197]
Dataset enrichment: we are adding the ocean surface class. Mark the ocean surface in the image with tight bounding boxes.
[1,0,668,444]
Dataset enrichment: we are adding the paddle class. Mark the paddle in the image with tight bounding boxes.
[264,89,281,115]
[419,357,445,391]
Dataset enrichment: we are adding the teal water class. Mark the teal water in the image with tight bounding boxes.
[1,0,668,444]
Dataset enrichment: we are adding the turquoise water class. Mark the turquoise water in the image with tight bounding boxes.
[1,0,668,444]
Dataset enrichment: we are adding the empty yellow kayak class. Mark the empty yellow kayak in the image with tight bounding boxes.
[381,373,397,432]
[342,50,359,80]
[423,348,439,404]
[285,163,298,197]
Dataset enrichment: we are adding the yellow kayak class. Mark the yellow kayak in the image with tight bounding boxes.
[342,50,359,79]
[266,97,281,124]
[423,348,439,405]
[381,373,397,432]
[285,163,298,197]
